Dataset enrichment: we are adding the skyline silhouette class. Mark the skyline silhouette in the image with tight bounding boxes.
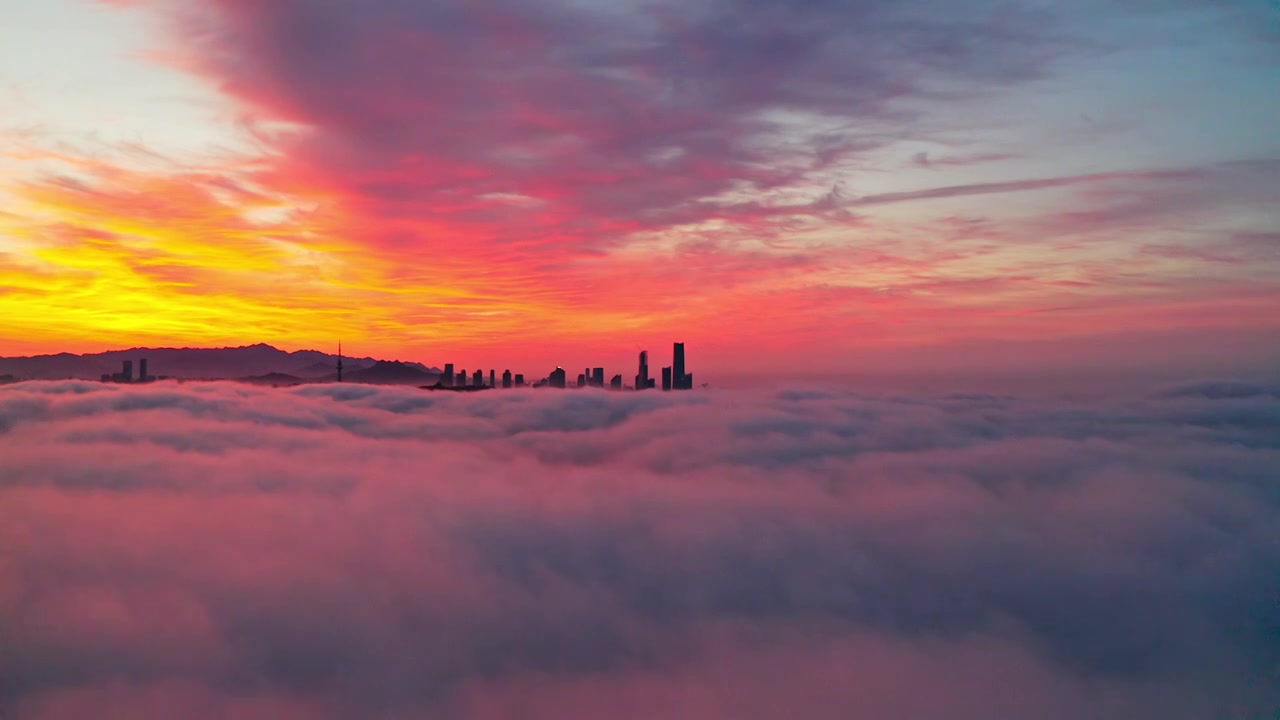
[0,340,701,391]
[430,341,696,391]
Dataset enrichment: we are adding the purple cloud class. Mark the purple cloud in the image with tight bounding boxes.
[149,0,1077,250]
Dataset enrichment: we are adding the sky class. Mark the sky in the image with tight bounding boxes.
[1,0,1278,376]
[2,379,1278,718]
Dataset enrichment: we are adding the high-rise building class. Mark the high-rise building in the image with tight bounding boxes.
[592,368,605,387]
[550,367,567,388]
[515,374,525,387]
[336,342,344,383]
[576,372,587,388]
[662,366,672,391]
[139,358,149,383]
[458,369,467,387]
[672,342,686,390]
[489,369,496,387]
[610,374,622,390]
[502,370,513,388]
[443,363,454,387]
[473,369,483,386]
[122,360,133,383]
[635,350,651,391]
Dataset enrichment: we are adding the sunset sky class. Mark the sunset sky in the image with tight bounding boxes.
[1,0,1277,375]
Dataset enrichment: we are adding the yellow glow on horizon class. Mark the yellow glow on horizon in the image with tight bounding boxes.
[0,154,636,357]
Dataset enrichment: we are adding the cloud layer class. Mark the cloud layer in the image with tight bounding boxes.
[2,380,1277,719]
[2,0,1279,371]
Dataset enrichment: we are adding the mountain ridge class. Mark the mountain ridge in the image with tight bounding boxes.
[0,344,440,381]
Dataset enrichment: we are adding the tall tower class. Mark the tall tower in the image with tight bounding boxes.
[636,350,650,391]
[672,342,686,390]
[336,342,344,383]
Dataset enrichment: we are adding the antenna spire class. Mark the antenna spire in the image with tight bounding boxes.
[336,341,344,383]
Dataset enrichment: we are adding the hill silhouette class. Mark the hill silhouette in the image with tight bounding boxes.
[0,344,439,382]
[340,360,440,385]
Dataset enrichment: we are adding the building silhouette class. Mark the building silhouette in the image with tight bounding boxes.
[635,350,654,390]
[322,340,691,392]
[673,342,691,390]
[102,358,159,384]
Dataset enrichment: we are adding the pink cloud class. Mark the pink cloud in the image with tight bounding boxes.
[1,380,1277,718]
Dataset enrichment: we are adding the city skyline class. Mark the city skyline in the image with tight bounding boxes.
[433,341,696,390]
[10,339,701,390]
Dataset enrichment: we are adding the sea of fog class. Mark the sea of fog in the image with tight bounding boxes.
[1,379,1277,719]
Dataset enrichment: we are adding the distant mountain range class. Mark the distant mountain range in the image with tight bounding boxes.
[0,344,441,384]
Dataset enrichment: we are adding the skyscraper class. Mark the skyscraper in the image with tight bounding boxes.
[336,342,343,383]
[489,369,496,388]
[458,369,467,387]
[139,358,148,383]
[672,342,686,390]
[610,374,622,390]
[515,374,525,387]
[662,366,672,391]
[577,372,587,388]
[443,363,454,387]
[636,350,651,391]
[502,370,513,388]
[550,367,566,388]
[472,369,483,386]
[122,360,133,383]
[592,367,605,387]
